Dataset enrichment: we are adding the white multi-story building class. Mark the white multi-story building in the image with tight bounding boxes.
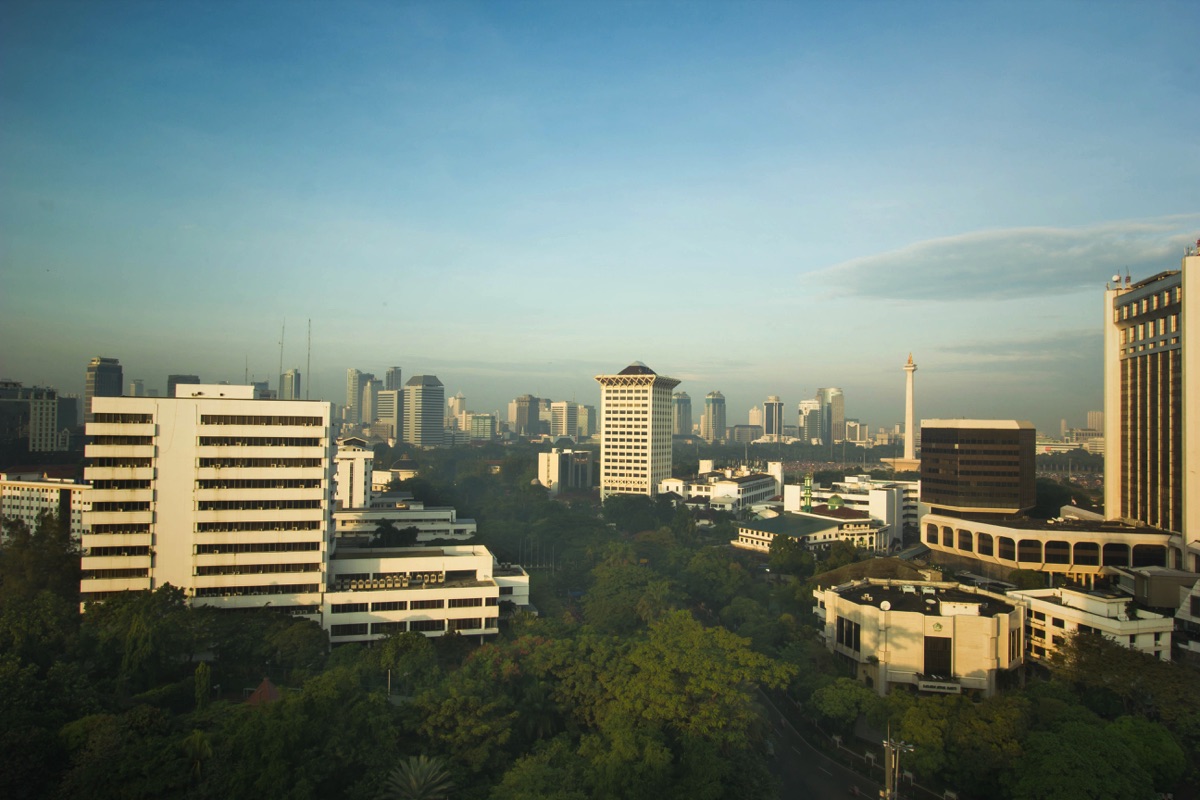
[81,386,526,642]
[813,579,1024,697]
[334,497,478,542]
[734,507,887,553]
[82,385,334,610]
[0,468,91,540]
[550,401,579,440]
[595,362,679,499]
[324,545,529,642]
[403,375,445,448]
[784,474,921,548]
[1010,586,1173,663]
[334,437,374,510]
[659,464,780,512]
[538,448,593,496]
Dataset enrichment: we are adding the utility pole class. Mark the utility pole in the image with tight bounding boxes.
[882,728,913,800]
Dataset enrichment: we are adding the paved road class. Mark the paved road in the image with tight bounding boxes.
[760,692,880,800]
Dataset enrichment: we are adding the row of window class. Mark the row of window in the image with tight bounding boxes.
[92,501,150,512]
[196,478,323,490]
[200,415,323,426]
[90,457,153,468]
[198,499,322,511]
[195,563,319,576]
[198,458,323,468]
[195,541,320,554]
[93,413,155,424]
[91,436,153,446]
[196,520,322,532]
[82,568,149,580]
[198,437,321,447]
[194,583,320,598]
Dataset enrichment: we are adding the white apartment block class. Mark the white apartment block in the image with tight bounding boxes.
[1010,586,1173,663]
[813,579,1024,697]
[334,437,374,510]
[595,362,679,499]
[82,386,335,610]
[0,468,91,540]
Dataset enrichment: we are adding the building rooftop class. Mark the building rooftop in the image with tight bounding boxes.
[922,419,1034,430]
[618,361,656,375]
[738,514,838,538]
[942,514,1170,535]
[834,580,1015,617]
[809,503,871,520]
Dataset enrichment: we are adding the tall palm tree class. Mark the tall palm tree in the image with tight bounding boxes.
[379,755,455,800]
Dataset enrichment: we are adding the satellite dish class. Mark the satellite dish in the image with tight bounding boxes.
[1112,274,1121,283]
[880,600,892,611]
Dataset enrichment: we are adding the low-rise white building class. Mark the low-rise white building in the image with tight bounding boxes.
[733,507,887,553]
[783,474,922,546]
[334,497,478,542]
[1,468,91,540]
[660,464,780,513]
[1009,586,1174,663]
[323,544,530,643]
[813,579,1024,697]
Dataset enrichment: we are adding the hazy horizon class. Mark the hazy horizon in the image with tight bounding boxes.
[3,1,1198,434]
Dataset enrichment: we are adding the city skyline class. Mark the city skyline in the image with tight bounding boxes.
[3,2,1198,433]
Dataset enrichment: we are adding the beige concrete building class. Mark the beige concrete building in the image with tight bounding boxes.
[595,362,679,499]
[1010,586,1173,663]
[813,579,1024,697]
[1,468,91,540]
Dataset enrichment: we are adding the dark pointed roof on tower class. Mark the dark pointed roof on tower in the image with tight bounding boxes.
[618,361,656,376]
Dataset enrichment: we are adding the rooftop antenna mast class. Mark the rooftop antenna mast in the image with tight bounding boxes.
[306,319,311,400]
[244,356,248,384]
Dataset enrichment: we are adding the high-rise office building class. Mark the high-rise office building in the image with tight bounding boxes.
[701,391,726,443]
[403,375,445,448]
[1104,249,1198,538]
[577,404,597,439]
[748,406,763,428]
[447,392,467,429]
[1086,410,1104,432]
[920,420,1036,517]
[345,369,374,425]
[764,396,784,441]
[375,389,401,439]
[385,366,403,391]
[508,394,537,437]
[798,399,821,443]
[672,391,692,437]
[280,369,302,400]
[361,378,382,425]
[595,362,679,499]
[550,401,579,439]
[128,379,144,397]
[816,387,845,444]
[167,374,201,398]
[84,357,123,423]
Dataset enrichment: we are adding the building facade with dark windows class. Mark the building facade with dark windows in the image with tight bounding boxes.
[920,419,1035,518]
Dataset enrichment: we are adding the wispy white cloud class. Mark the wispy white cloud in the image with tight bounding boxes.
[933,329,1100,374]
[810,215,1200,301]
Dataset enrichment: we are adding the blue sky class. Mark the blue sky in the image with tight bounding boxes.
[2,1,1198,434]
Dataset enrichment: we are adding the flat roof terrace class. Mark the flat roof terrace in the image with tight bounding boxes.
[835,581,1015,617]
